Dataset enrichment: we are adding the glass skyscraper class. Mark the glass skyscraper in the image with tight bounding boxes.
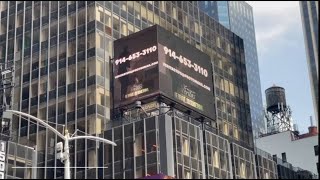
[299,1,318,125]
[0,1,255,179]
[198,1,230,29]
[199,1,265,138]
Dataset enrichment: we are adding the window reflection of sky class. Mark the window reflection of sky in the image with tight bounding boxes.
[217,2,230,28]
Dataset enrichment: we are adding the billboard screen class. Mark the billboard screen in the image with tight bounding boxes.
[157,27,215,119]
[113,27,159,109]
[113,25,215,119]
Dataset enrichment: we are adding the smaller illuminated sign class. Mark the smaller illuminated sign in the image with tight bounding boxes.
[125,88,149,99]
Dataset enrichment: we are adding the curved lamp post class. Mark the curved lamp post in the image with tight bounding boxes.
[3,110,116,179]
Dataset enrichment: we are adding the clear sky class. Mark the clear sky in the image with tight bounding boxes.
[246,1,315,133]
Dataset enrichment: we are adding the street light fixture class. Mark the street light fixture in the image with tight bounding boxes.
[3,110,117,179]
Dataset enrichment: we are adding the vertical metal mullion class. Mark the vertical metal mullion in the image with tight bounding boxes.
[143,118,147,177]
[24,145,28,178]
[112,128,114,179]
[122,124,125,178]
[227,139,232,178]
[9,2,17,178]
[15,0,21,147]
[151,1,154,26]
[195,125,198,177]
[11,0,17,134]
[205,131,210,178]
[235,144,238,178]
[13,143,17,178]
[54,3,60,178]
[218,136,221,178]
[69,3,76,178]
[252,151,257,179]
[188,118,191,178]
[199,126,205,179]
[27,0,34,142]
[102,1,108,177]
[173,113,178,178]
[133,120,136,178]
[101,1,108,176]
[101,132,105,179]
[180,118,184,179]
[3,2,9,83]
[71,1,77,179]
[155,116,159,173]
[196,1,202,47]
[214,134,217,178]
[38,1,43,178]
[14,1,23,178]
[73,2,79,178]
[44,1,51,178]
[4,142,8,179]
[36,2,42,179]
[23,2,31,178]
[71,1,79,177]
[85,1,95,177]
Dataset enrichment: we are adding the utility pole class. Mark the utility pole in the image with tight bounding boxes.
[64,129,71,179]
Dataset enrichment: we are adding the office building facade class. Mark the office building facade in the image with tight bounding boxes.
[255,148,278,179]
[0,1,253,179]
[0,140,37,179]
[101,106,257,179]
[199,1,265,138]
[299,1,318,125]
[273,156,317,179]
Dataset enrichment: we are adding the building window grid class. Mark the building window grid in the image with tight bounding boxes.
[173,116,202,179]
[5,141,35,179]
[231,143,256,179]
[255,150,278,179]
[101,117,160,179]
[204,130,232,179]
[1,1,101,179]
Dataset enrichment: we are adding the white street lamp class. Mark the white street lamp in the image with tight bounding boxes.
[3,110,116,179]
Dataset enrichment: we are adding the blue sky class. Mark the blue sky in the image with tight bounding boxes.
[247,1,315,133]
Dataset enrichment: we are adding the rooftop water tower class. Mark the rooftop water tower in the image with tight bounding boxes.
[264,85,293,134]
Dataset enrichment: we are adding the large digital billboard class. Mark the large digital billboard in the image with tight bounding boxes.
[113,25,215,119]
[113,27,159,109]
[157,27,215,119]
